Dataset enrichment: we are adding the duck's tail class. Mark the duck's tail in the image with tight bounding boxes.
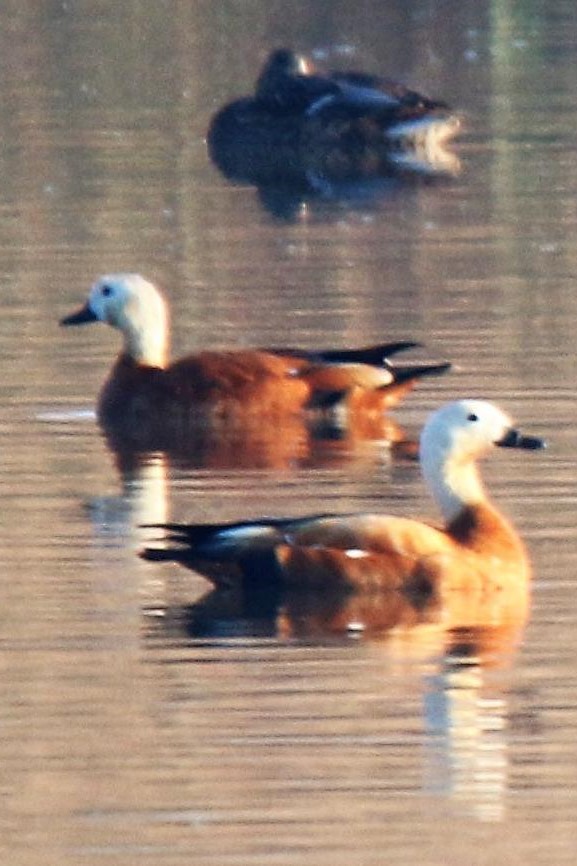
[269,340,421,367]
[313,340,421,366]
[141,518,309,588]
[303,346,451,411]
[141,518,296,563]
[382,359,452,386]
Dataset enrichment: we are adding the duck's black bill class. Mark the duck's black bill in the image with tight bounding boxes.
[497,428,546,450]
[60,304,98,326]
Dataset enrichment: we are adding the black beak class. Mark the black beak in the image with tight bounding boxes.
[496,428,546,450]
[60,303,98,326]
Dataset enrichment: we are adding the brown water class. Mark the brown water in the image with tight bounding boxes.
[2,2,577,864]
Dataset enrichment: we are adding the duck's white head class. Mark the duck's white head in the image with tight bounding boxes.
[420,399,544,523]
[61,273,168,368]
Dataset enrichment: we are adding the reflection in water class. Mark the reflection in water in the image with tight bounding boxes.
[84,413,415,602]
[424,629,514,823]
[143,564,528,822]
[104,410,416,471]
[252,154,461,221]
[211,133,461,221]
[88,452,168,545]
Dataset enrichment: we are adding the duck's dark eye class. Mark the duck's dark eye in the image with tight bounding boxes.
[467,413,479,422]
[101,285,113,297]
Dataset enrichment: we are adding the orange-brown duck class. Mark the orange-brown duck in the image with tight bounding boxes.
[60,273,450,440]
[142,401,544,596]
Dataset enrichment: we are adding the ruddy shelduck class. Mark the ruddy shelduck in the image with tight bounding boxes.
[60,273,450,431]
[142,400,545,595]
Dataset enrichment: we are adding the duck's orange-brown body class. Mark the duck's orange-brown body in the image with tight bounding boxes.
[99,351,311,425]
[273,502,530,597]
[149,502,529,600]
[99,349,431,429]
[60,274,450,449]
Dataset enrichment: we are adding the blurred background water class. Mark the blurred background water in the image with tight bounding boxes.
[1,1,577,864]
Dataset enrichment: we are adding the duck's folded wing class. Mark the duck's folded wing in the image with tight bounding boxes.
[276,515,488,595]
[289,513,447,556]
[332,72,450,110]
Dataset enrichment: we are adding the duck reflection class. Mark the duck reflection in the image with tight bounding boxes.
[104,409,416,473]
[87,451,169,543]
[143,569,528,822]
[214,144,462,222]
[423,627,518,823]
[253,160,460,222]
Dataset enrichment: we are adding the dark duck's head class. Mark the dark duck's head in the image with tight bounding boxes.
[255,48,335,113]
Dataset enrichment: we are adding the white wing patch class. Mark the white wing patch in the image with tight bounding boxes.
[220,526,265,541]
[305,94,337,116]
[345,548,370,559]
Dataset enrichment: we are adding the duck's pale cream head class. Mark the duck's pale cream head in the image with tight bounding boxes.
[420,399,544,522]
[61,274,168,368]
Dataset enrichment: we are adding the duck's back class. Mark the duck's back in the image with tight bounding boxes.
[99,350,314,427]
[168,349,312,408]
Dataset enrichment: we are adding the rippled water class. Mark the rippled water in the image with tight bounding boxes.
[2,2,577,865]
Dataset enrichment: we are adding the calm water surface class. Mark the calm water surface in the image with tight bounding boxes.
[1,2,577,865]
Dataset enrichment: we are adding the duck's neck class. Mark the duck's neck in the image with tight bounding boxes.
[423,449,486,526]
[423,448,527,564]
[119,302,168,369]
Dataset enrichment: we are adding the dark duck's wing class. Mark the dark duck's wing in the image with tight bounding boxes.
[330,70,449,113]
[256,50,450,118]
[254,50,434,118]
